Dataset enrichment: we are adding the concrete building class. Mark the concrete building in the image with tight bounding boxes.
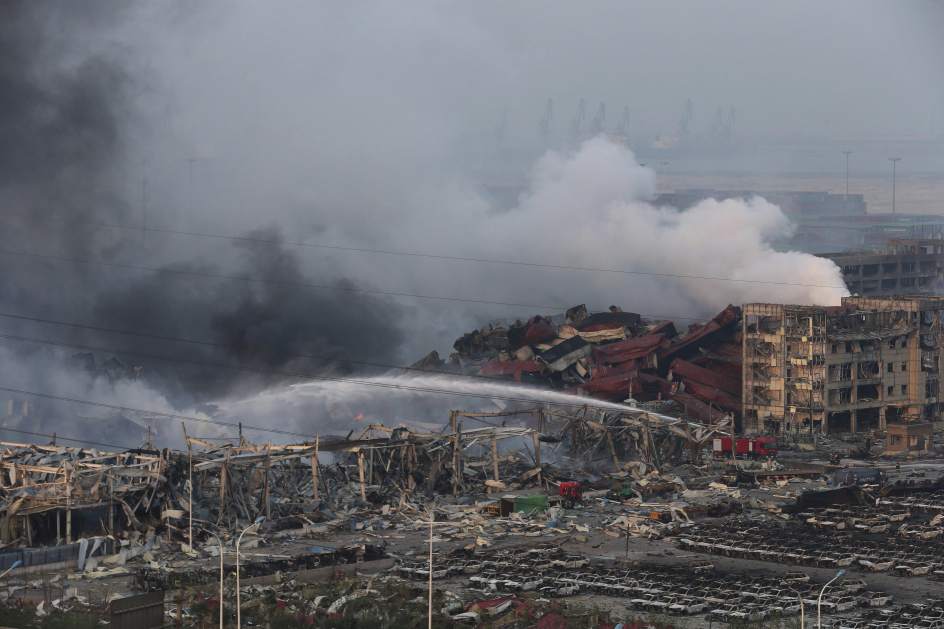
[821,239,944,296]
[795,215,944,253]
[885,422,933,453]
[742,296,944,435]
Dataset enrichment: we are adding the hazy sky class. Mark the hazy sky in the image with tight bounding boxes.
[134,1,944,151]
[462,0,944,141]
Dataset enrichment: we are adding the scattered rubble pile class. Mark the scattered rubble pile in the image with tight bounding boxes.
[880,489,944,514]
[417,304,742,424]
[554,404,726,471]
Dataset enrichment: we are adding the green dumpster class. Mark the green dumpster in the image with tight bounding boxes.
[513,495,548,514]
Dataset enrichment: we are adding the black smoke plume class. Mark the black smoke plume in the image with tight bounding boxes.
[0,3,405,414]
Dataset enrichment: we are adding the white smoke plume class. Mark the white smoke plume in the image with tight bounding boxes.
[499,136,850,312]
[376,136,848,331]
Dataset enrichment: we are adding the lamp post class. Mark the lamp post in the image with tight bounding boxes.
[842,150,852,206]
[427,510,434,629]
[790,588,805,629]
[889,157,901,214]
[205,532,224,629]
[423,509,455,629]
[0,559,22,580]
[816,569,845,628]
[188,442,193,553]
[236,516,265,629]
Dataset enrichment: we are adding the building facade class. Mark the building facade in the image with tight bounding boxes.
[885,422,933,453]
[821,239,944,297]
[743,296,944,435]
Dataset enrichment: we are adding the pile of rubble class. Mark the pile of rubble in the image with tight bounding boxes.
[416,303,742,424]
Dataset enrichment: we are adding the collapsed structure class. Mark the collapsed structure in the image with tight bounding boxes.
[429,298,944,440]
[430,304,742,426]
[0,403,728,550]
[743,295,944,435]
[0,442,166,546]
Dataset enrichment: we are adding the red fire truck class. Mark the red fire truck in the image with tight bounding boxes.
[712,436,778,459]
[558,481,583,508]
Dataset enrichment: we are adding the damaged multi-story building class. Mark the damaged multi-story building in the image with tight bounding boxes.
[742,296,944,435]
[820,238,944,296]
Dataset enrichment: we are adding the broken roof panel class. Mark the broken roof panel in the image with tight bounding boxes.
[678,380,740,413]
[659,305,740,364]
[479,359,544,381]
[670,392,729,424]
[670,358,740,397]
[592,333,667,365]
[536,336,591,372]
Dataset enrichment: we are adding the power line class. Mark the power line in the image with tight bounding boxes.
[0,310,701,390]
[0,382,313,440]
[1,214,847,290]
[128,224,845,289]
[0,310,553,385]
[0,248,718,322]
[0,331,636,427]
[0,424,139,451]
[0,247,568,313]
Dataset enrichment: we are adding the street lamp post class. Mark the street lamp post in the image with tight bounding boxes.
[790,588,805,629]
[423,509,457,629]
[816,569,845,628]
[842,150,852,205]
[236,516,265,629]
[427,510,434,629]
[204,532,224,629]
[889,157,902,214]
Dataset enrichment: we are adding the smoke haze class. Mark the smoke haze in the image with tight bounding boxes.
[0,1,936,444]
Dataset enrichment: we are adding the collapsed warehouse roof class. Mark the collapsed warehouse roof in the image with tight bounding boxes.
[0,441,166,546]
[0,399,728,549]
[417,304,742,425]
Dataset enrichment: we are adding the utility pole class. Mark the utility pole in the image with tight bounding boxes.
[841,150,852,204]
[889,157,902,214]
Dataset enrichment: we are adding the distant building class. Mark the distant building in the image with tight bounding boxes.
[885,422,933,453]
[796,214,944,252]
[821,238,944,296]
[655,188,944,253]
[654,189,866,220]
[742,296,944,435]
